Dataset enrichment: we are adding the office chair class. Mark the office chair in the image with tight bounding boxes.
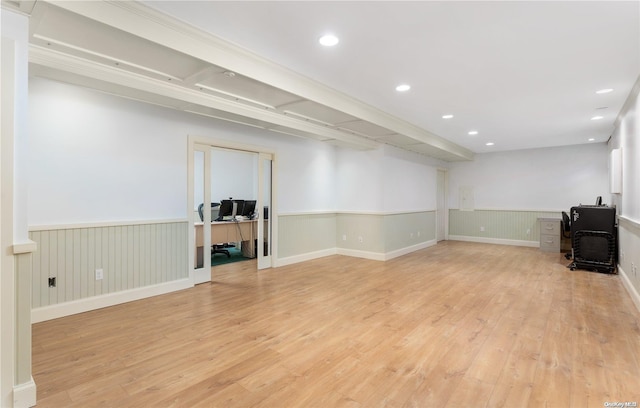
[562,211,572,260]
[561,211,571,239]
[197,203,231,258]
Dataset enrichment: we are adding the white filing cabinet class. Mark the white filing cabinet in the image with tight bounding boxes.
[538,218,561,252]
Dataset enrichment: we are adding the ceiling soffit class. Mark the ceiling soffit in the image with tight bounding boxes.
[28,1,474,162]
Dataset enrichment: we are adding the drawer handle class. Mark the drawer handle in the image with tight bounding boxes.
[545,226,554,230]
[544,239,555,244]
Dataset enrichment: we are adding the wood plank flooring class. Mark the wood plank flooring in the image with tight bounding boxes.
[32,241,640,407]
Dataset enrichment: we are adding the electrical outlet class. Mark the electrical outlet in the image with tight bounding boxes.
[480,226,485,232]
[48,277,56,288]
[95,268,103,280]
[526,229,531,235]
[342,234,347,241]
[358,236,363,243]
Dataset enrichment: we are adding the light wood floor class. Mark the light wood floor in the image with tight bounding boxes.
[33,241,640,407]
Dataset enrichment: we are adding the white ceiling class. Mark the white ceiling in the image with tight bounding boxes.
[143,0,640,153]
[10,0,639,160]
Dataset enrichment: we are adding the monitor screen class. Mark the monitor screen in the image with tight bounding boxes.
[241,200,257,217]
[218,199,246,219]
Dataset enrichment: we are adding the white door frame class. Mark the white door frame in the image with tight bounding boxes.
[187,135,277,284]
[436,168,449,242]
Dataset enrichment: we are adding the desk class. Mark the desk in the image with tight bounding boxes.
[195,220,257,266]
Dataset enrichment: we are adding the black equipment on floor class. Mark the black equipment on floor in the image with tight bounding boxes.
[567,205,617,274]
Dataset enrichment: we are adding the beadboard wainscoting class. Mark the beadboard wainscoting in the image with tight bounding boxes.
[277,213,338,264]
[449,209,560,247]
[277,211,437,265]
[30,221,190,322]
[618,217,640,312]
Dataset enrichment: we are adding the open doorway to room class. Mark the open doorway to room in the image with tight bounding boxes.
[188,137,275,284]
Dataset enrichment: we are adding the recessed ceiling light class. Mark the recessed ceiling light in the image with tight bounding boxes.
[395,84,411,92]
[591,115,604,120]
[588,138,595,141]
[442,114,454,119]
[468,130,478,135]
[596,88,613,94]
[319,34,339,47]
[485,142,495,146]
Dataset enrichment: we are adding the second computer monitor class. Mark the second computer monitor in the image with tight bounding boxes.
[218,199,244,219]
[241,200,257,218]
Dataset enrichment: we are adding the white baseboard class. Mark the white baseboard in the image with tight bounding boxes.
[336,247,386,261]
[275,248,337,267]
[13,377,36,408]
[382,240,437,261]
[278,241,439,266]
[32,278,193,323]
[448,235,539,248]
[619,265,640,313]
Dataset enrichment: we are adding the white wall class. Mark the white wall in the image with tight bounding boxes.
[381,145,441,213]
[28,77,340,225]
[334,147,384,212]
[611,83,640,220]
[29,78,187,225]
[448,143,609,211]
[193,148,258,210]
[609,76,640,307]
[335,143,444,214]
[276,136,336,213]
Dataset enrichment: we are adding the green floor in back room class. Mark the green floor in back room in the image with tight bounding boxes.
[211,246,252,266]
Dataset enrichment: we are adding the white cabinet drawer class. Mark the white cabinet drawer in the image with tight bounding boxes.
[540,234,560,252]
[538,218,561,253]
[540,221,560,235]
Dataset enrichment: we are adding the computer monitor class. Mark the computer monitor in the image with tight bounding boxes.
[218,199,244,220]
[240,200,257,218]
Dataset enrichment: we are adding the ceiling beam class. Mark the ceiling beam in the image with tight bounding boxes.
[45,0,474,161]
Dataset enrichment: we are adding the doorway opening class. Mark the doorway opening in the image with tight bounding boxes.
[188,136,275,284]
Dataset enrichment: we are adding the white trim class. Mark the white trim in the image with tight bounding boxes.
[618,265,640,313]
[12,239,37,254]
[276,240,438,266]
[275,248,337,267]
[383,240,437,261]
[336,248,386,261]
[189,134,276,156]
[13,377,36,408]
[28,218,187,231]
[619,215,640,233]
[278,209,437,217]
[449,208,564,213]
[31,278,192,323]
[448,235,539,248]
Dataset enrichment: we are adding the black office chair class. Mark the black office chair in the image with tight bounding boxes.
[562,211,572,259]
[198,203,231,258]
[561,211,571,239]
